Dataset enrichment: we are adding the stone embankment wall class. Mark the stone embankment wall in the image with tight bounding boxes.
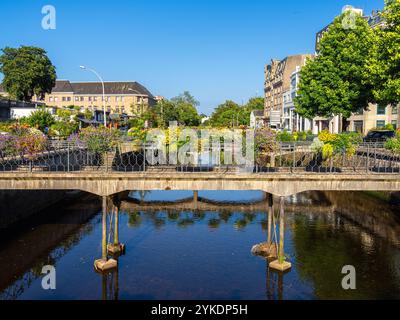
[0,190,73,229]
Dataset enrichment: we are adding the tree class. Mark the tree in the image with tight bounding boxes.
[209,100,245,127]
[242,97,264,125]
[154,92,201,127]
[0,46,56,101]
[26,108,55,132]
[295,12,376,119]
[367,0,400,106]
[171,91,199,107]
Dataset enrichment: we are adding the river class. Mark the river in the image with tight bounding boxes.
[0,190,399,300]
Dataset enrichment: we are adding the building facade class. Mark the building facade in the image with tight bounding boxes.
[281,66,312,132]
[264,54,313,129]
[0,80,156,118]
[250,110,265,129]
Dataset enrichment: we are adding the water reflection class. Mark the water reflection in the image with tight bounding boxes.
[0,190,399,300]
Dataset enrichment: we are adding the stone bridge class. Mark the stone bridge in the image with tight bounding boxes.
[0,172,399,197]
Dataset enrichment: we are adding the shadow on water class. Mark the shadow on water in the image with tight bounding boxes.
[0,193,101,300]
[0,190,399,300]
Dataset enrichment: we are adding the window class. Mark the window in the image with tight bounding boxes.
[354,120,363,133]
[376,120,386,128]
[93,97,97,101]
[49,97,54,102]
[54,97,58,102]
[377,105,386,115]
[67,97,71,102]
[392,120,397,130]
[88,97,92,102]
[62,97,66,102]
[75,97,79,101]
[392,106,398,114]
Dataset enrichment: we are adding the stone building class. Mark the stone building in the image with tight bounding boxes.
[264,54,313,129]
[0,80,156,119]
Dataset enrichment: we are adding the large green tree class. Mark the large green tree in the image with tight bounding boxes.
[0,46,56,101]
[295,11,376,119]
[209,100,244,127]
[154,92,201,127]
[367,0,400,106]
[209,97,264,127]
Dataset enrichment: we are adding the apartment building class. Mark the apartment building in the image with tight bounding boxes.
[0,80,156,118]
[282,66,312,132]
[264,54,313,129]
[315,6,385,53]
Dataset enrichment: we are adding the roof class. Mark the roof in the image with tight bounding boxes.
[1,80,154,98]
[53,80,154,97]
[252,110,265,117]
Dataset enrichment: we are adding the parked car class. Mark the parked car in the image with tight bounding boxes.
[363,130,395,142]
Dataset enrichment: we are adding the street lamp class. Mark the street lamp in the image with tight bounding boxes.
[80,65,107,127]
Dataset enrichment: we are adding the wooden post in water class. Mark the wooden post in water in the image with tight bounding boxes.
[114,205,119,246]
[102,196,107,260]
[94,196,118,273]
[193,191,198,210]
[278,196,285,264]
[269,196,292,272]
[267,193,273,244]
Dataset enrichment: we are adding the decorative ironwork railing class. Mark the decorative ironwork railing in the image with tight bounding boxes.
[0,140,399,174]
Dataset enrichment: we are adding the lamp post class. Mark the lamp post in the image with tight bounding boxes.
[80,66,107,127]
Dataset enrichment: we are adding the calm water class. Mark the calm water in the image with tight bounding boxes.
[0,190,400,300]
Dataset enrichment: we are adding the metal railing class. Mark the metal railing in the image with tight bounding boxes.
[0,141,399,174]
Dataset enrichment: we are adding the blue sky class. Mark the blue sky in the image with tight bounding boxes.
[0,0,383,114]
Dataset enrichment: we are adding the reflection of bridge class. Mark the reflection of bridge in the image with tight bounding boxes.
[120,195,333,214]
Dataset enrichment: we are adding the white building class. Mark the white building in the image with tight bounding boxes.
[281,66,312,132]
[250,110,265,129]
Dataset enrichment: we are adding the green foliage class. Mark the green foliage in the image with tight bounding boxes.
[295,12,376,118]
[82,109,93,120]
[79,126,120,153]
[26,108,55,132]
[49,121,78,138]
[127,118,147,142]
[277,130,314,142]
[209,97,264,128]
[155,92,201,127]
[209,100,245,127]
[314,130,362,158]
[0,46,56,101]
[367,0,400,106]
[385,128,400,154]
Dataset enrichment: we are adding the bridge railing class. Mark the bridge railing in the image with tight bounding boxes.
[0,141,399,174]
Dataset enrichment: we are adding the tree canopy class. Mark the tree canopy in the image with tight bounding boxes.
[154,92,201,127]
[0,46,56,102]
[295,11,376,119]
[209,97,264,127]
[367,0,400,106]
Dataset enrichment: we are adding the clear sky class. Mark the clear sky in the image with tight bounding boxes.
[0,0,383,114]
